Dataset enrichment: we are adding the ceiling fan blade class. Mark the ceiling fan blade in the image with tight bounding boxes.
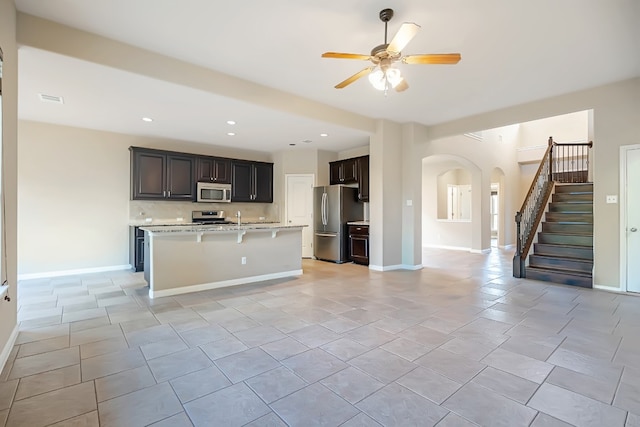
[335,67,374,89]
[387,23,420,53]
[402,53,462,65]
[322,52,371,60]
[395,79,409,92]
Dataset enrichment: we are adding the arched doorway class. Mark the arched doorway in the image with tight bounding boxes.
[421,154,486,257]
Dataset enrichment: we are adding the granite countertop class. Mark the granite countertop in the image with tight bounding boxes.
[129,219,279,227]
[347,221,370,226]
[140,223,307,233]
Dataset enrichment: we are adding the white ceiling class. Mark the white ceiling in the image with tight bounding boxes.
[14,0,640,153]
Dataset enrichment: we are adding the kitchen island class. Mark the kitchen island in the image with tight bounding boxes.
[140,223,305,298]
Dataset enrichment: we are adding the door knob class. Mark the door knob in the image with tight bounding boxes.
[631,227,638,232]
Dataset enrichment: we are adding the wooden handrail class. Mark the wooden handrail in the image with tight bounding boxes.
[517,138,553,216]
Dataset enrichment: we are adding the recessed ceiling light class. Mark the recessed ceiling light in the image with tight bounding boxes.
[302,140,312,144]
[142,117,153,122]
[320,133,328,137]
[227,132,236,136]
[226,120,236,125]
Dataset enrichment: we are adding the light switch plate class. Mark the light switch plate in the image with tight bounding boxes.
[406,200,413,207]
[606,195,617,204]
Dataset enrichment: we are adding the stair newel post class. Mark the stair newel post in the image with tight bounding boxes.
[513,211,524,277]
[548,136,554,182]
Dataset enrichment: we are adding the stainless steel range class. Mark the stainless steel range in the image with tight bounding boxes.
[192,210,234,225]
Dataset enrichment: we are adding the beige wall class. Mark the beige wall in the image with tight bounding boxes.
[0,0,18,366]
[316,150,337,186]
[338,145,369,160]
[519,110,589,148]
[17,120,273,277]
[369,120,404,269]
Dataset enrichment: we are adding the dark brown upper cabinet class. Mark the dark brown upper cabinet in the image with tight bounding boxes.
[130,147,195,201]
[329,155,369,202]
[231,160,273,203]
[196,156,231,184]
[356,156,369,202]
[329,158,358,185]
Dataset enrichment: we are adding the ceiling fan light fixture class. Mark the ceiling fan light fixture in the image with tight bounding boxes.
[368,66,402,91]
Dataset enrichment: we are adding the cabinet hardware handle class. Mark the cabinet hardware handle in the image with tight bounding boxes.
[631,227,638,232]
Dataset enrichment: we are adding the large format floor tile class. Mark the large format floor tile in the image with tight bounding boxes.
[98,382,182,427]
[4,250,640,426]
[6,382,96,427]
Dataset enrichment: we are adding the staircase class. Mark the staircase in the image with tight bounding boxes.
[525,183,593,287]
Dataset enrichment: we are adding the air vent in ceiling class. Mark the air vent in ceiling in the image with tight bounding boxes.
[38,93,64,104]
[463,131,483,141]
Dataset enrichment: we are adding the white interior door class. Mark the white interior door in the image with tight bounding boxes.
[626,148,640,292]
[286,174,314,258]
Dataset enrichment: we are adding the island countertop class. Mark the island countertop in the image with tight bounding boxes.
[140,223,306,234]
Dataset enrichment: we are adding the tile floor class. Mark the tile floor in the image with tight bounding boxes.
[1,247,639,426]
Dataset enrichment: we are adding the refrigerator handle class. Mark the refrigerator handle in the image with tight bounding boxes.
[322,192,327,226]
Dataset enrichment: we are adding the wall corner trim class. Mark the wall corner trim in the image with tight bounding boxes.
[0,325,19,374]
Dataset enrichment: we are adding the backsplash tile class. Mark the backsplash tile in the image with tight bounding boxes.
[129,201,278,225]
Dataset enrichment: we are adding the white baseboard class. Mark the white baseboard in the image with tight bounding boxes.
[369,264,424,271]
[0,325,19,373]
[424,245,491,254]
[499,244,515,249]
[18,264,132,281]
[470,248,492,254]
[149,269,303,299]
[423,244,471,252]
[593,284,623,293]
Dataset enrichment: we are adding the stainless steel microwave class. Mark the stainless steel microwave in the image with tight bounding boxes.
[196,182,231,203]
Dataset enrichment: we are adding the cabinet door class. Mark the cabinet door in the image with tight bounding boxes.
[166,154,195,200]
[253,162,273,203]
[196,156,215,182]
[357,156,369,202]
[132,150,166,199]
[329,161,342,184]
[231,161,253,202]
[342,158,358,183]
[213,158,232,184]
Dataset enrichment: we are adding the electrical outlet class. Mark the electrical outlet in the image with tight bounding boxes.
[606,195,618,204]
[241,257,247,265]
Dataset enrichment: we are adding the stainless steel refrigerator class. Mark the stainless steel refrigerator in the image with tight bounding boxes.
[314,186,363,263]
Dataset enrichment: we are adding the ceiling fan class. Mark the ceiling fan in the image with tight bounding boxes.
[322,8,461,92]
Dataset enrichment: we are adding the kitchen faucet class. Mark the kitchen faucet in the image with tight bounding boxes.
[236,211,241,226]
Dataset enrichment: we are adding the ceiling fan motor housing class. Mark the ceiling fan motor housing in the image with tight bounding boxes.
[379,8,394,22]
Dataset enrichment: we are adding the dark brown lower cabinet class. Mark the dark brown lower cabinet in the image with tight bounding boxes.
[349,225,369,265]
[129,227,145,272]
